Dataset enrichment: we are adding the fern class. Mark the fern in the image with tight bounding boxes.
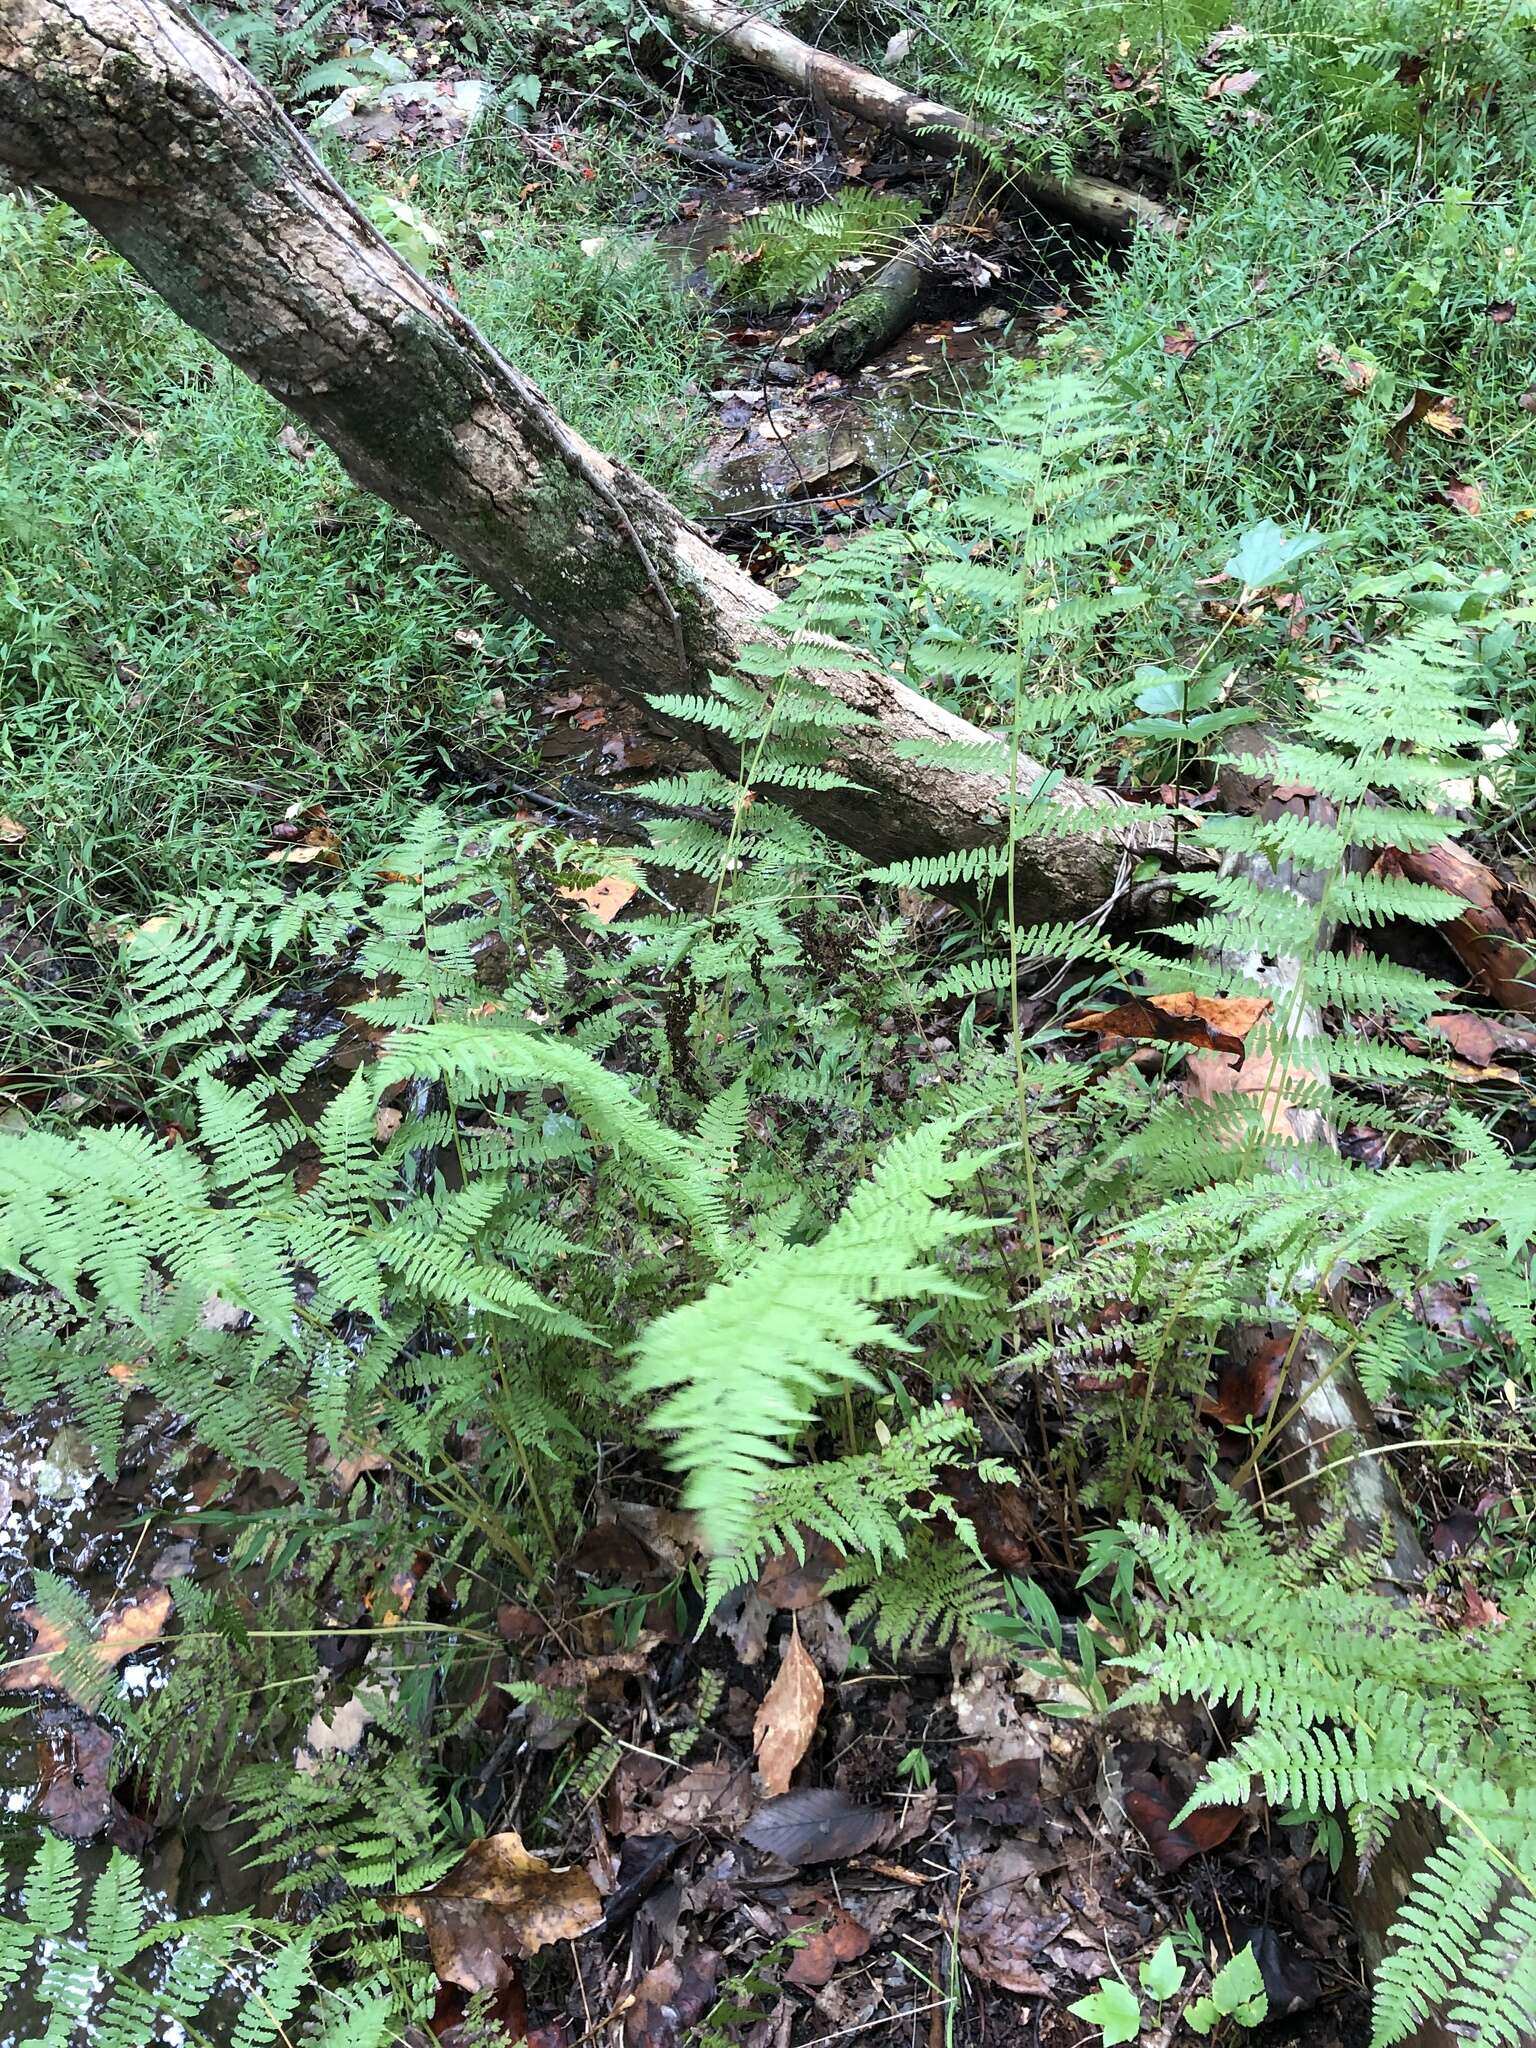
[0,1838,396,2044]
[624,1120,997,1550]
[707,190,922,310]
[1112,1499,1536,2048]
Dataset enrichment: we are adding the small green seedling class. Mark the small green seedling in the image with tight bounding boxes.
[894,1745,932,1789]
[1068,1936,1185,2045]
[1185,1943,1268,2036]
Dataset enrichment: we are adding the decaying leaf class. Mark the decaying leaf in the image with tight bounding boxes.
[1440,477,1482,517]
[391,1829,602,1995]
[743,1786,887,1865]
[628,1760,754,1837]
[957,1840,1066,1995]
[2,1586,173,1704]
[1124,1768,1244,1871]
[1161,324,1198,358]
[784,1909,872,1989]
[557,876,639,924]
[1067,992,1271,1061]
[756,1532,844,1610]
[1381,843,1536,1014]
[624,1950,723,2048]
[753,1620,824,1796]
[37,1715,117,1840]
[1426,1010,1536,1067]
[952,1747,1042,1827]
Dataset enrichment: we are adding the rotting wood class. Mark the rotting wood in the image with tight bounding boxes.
[652,0,1181,239]
[793,191,978,373]
[0,0,1190,927]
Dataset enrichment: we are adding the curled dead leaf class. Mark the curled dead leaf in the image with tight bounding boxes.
[390,1829,602,1996]
[753,1619,823,1796]
[1066,992,1271,1061]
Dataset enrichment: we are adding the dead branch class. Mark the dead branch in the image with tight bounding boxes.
[652,0,1181,239]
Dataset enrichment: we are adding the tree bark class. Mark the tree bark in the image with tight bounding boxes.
[0,0,1182,925]
[653,0,1181,239]
[793,191,976,373]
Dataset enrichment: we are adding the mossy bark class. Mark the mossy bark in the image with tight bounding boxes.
[795,255,925,373]
[0,0,1185,920]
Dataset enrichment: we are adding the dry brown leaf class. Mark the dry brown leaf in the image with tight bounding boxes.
[783,1910,872,1989]
[1124,1768,1244,1870]
[628,1760,754,1836]
[556,876,638,924]
[1440,477,1482,516]
[1315,342,1377,397]
[1182,1040,1313,1138]
[1426,1011,1536,1066]
[263,825,339,867]
[1067,991,1271,1060]
[756,1533,844,1610]
[1204,65,1260,96]
[2,1586,173,1704]
[752,1619,823,1796]
[391,1830,602,1995]
[742,1786,886,1865]
[0,814,27,846]
[1382,843,1536,1014]
[1161,324,1198,358]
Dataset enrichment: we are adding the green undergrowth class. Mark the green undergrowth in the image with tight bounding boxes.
[6,0,1536,2040]
[0,161,717,1069]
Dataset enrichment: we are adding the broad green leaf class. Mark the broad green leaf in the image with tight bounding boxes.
[1223,519,1325,592]
[1139,1935,1184,2002]
[1068,1976,1142,2046]
[1211,1943,1267,2019]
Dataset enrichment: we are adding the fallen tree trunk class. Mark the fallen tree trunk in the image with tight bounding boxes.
[794,191,977,372]
[0,0,1182,926]
[653,0,1181,239]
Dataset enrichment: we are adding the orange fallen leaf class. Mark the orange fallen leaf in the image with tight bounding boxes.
[753,1617,824,1797]
[556,877,638,925]
[2,1587,173,1705]
[264,826,340,867]
[1388,387,1461,461]
[1183,1039,1314,1139]
[1066,992,1272,1061]
[390,1831,602,1996]
[784,1909,872,1989]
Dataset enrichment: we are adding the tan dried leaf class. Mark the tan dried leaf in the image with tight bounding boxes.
[556,876,639,924]
[0,815,27,846]
[391,1830,602,1995]
[753,1618,824,1796]
[2,1587,173,1704]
